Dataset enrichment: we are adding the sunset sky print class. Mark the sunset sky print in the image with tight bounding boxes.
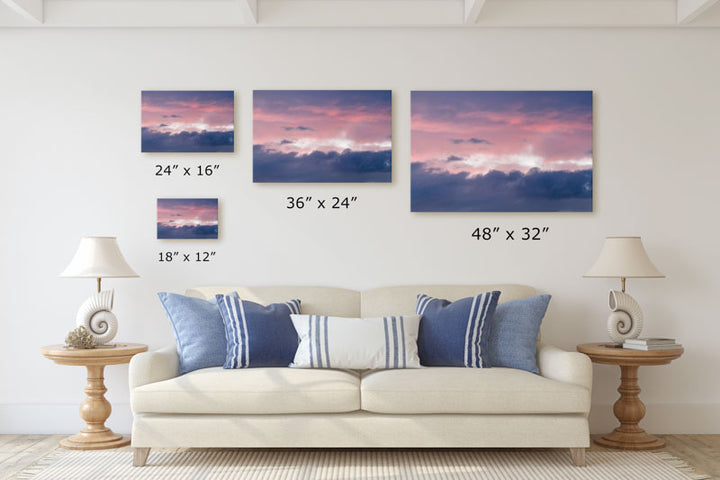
[142,91,234,152]
[411,91,593,212]
[157,198,218,239]
[253,90,392,182]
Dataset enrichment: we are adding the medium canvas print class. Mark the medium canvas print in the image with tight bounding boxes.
[411,91,593,212]
[142,91,234,152]
[157,198,219,239]
[253,90,392,182]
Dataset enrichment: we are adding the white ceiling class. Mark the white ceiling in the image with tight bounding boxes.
[1,0,719,27]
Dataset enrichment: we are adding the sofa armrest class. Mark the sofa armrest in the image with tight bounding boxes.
[536,343,593,392]
[129,345,179,390]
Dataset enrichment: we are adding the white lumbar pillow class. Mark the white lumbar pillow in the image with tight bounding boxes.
[290,314,422,369]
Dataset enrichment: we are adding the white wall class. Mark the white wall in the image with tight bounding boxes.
[0,27,718,435]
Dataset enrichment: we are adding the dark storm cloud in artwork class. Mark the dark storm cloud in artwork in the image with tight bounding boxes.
[283,126,315,132]
[253,146,391,183]
[410,163,592,212]
[141,129,234,153]
[450,138,492,145]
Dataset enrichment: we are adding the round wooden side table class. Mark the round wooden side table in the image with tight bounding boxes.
[41,343,148,450]
[577,342,683,450]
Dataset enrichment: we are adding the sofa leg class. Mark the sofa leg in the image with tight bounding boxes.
[133,447,150,467]
[569,448,586,466]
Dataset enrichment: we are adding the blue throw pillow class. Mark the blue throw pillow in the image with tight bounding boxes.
[486,295,551,374]
[416,291,500,367]
[157,292,228,375]
[216,295,301,368]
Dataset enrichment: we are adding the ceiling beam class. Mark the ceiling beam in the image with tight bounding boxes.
[464,0,487,24]
[677,0,720,23]
[1,0,717,28]
[476,0,676,26]
[1,0,43,24]
[237,0,257,24]
[26,0,261,27]
[257,0,461,26]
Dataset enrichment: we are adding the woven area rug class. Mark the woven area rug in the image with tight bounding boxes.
[12,449,710,480]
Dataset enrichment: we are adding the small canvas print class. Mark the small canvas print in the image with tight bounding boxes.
[142,91,234,152]
[157,198,219,239]
[411,91,593,212]
[253,90,392,182]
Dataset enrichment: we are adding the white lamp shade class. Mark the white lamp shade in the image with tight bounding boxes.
[584,236,664,278]
[60,236,139,278]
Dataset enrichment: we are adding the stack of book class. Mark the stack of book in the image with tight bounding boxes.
[623,338,682,350]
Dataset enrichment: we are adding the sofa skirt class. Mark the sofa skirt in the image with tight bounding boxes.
[132,412,589,448]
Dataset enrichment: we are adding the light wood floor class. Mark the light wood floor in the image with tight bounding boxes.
[1,434,718,479]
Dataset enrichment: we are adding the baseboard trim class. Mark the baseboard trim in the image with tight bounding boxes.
[2,403,719,434]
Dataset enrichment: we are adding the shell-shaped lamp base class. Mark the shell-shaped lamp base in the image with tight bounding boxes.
[76,290,118,344]
[606,290,644,344]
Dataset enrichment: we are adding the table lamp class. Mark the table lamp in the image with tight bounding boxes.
[583,236,664,344]
[60,236,139,345]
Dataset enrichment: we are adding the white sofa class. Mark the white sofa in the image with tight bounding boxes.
[129,284,592,467]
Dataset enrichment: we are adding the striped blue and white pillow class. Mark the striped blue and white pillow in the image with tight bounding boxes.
[216,295,301,368]
[289,314,421,369]
[416,291,501,368]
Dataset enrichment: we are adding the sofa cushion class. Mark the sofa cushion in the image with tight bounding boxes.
[360,284,536,318]
[187,286,361,317]
[360,367,590,414]
[132,367,360,414]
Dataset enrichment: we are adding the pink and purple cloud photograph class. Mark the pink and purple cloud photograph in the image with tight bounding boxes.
[411,91,593,212]
[253,90,392,182]
[157,198,218,239]
[142,91,234,152]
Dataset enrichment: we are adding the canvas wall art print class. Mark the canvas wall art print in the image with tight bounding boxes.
[253,90,392,182]
[142,91,234,152]
[411,91,593,212]
[157,198,219,239]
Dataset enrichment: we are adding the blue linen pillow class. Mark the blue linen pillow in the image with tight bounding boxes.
[416,291,501,367]
[486,295,551,374]
[157,292,228,375]
[216,295,301,368]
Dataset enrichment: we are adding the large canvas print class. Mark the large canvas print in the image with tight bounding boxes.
[411,91,593,212]
[142,91,234,152]
[157,198,219,239]
[253,90,392,182]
